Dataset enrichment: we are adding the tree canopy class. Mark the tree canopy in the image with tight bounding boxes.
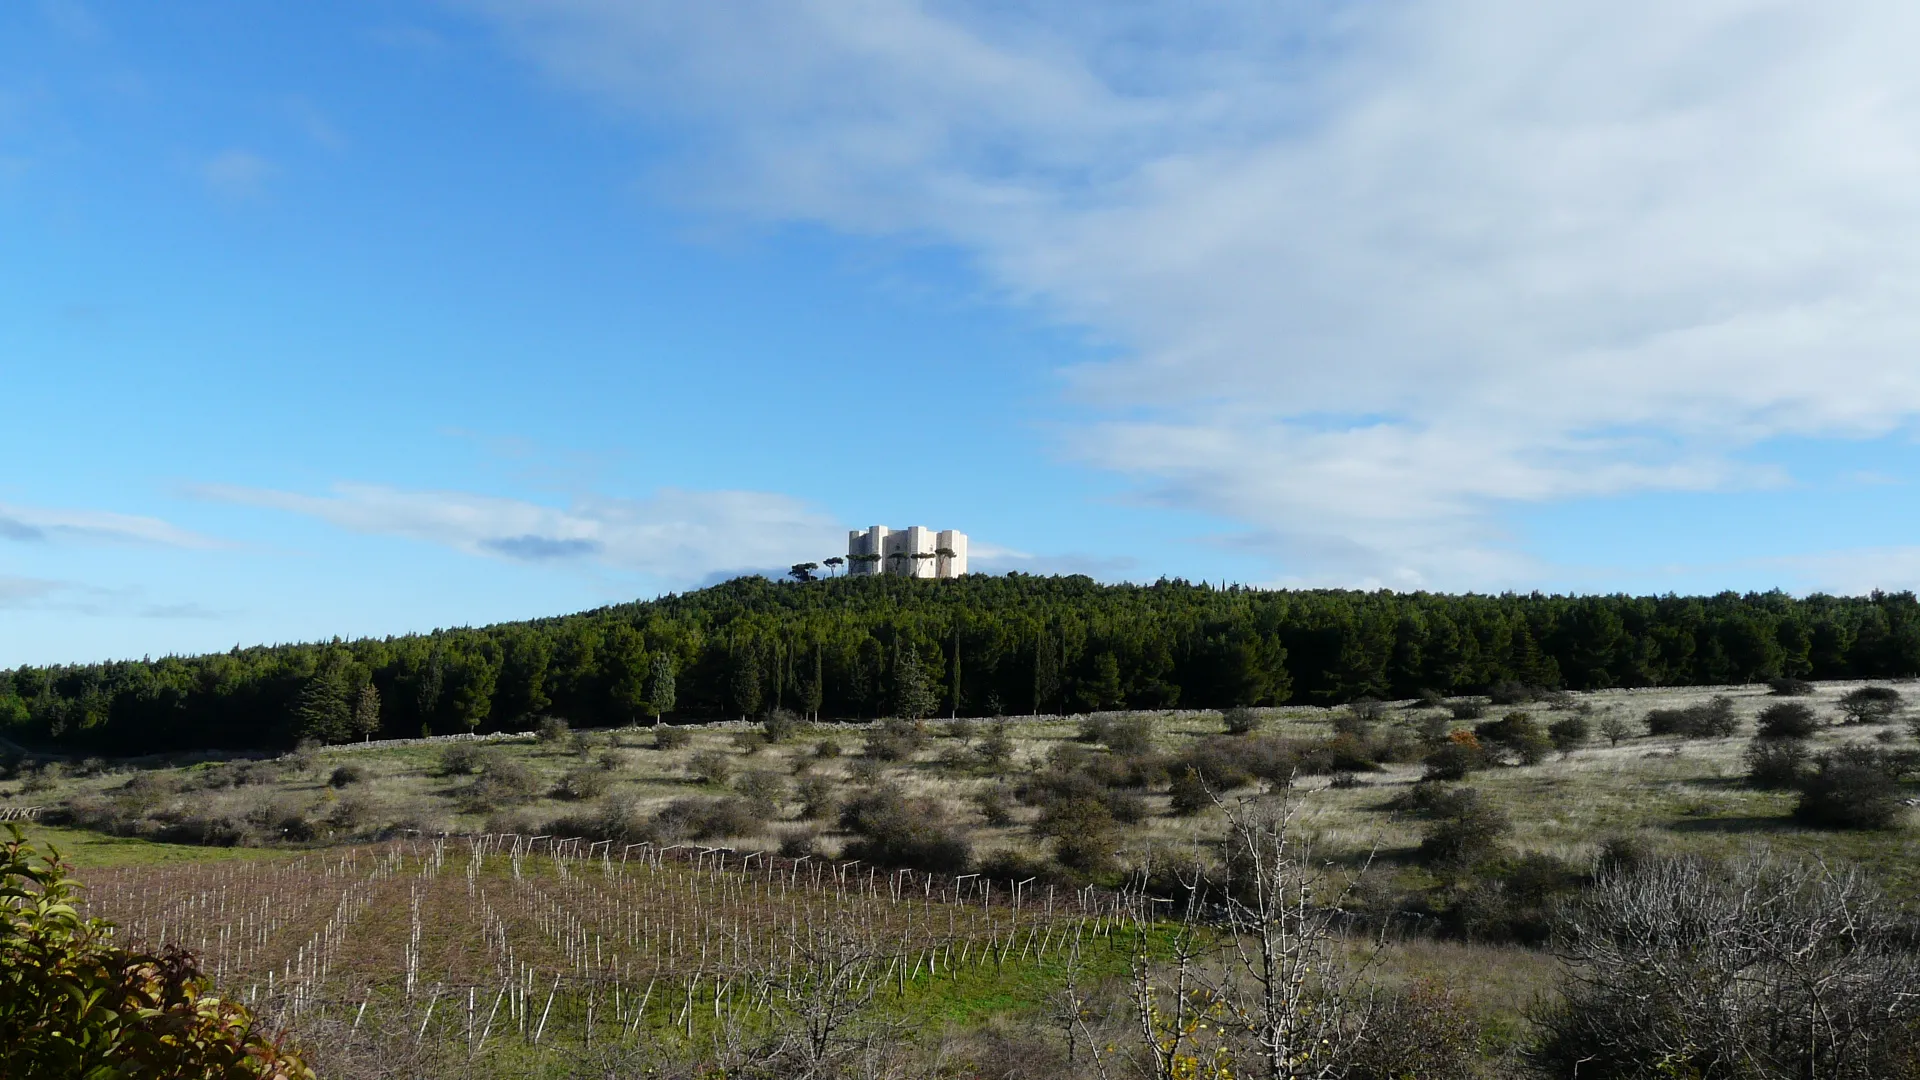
[6,574,1919,754]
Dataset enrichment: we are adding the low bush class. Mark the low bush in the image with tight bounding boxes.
[653,726,691,751]
[1757,701,1820,739]
[864,718,929,762]
[1547,714,1590,751]
[1474,712,1553,764]
[762,707,801,742]
[536,716,570,743]
[1793,748,1905,829]
[1744,737,1810,789]
[1646,695,1738,737]
[1222,706,1262,735]
[327,764,366,787]
[971,785,1014,826]
[795,775,838,820]
[1768,676,1815,696]
[1078,714,1154,756]
[462,757,541,810]
[327,793,381,833]
[1448,699,1488,721]
[1348,978,1480,1080]
[689,750,733,785]
[1488,681,1539,705]
[838,787,971,873]
[1422,731,1487,781]
[734,769,788,807]
[1167,767,1211,816]
[648,796,770,842]
[1839,685,1903,725]
[438,743,492,776]
[554,767,611,801]
[812,738,843,759]
[1415,787,1509,871]
[731,730,767,755]
[976,723,1015,771]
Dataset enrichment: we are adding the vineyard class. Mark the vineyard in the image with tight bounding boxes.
[78,836,1127,1074]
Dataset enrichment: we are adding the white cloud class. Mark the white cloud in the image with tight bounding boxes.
[471,0,1920,587]
[190,482,849,584]
[201,149,274,198]
[0,502,221,548]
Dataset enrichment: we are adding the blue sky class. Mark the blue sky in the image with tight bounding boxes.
[6,1,1920,666]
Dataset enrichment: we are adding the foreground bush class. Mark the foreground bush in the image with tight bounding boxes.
[0,826,310,1078]
[1839,685,1903,725]
[1756,701,1819,739]
[1535,855,1920,1079]
[1793,747,1906,829]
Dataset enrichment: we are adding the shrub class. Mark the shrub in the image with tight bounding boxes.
[0,828,313,1078]
[1598,712,1634,746]
[1593,833,1651,877]
[1547,714,1590,751]
[1474,712,1553,765]
[1034,794,1118,878]
[1535,856,1920,1080]
[838,787,971,873]
[1316,733,1380,773]
[327,793,381,833]
[554,767,611,801]
[648,796,769,842]
[1769,676,1815,696]
[1448,699,1487,721]
[1167,768,1211,816]
[1743,737,1809,789]
[1222,706,1262,735]
[1099,715,1155,756]
[1646,695,1738,737]
[812,738,842,759]
[1415,788,1509,871]
[327,764,366,787]
[864,718,928,762]
[1422,731,1487,781]
[795,776,838,820]
[976,723,1015,771]
[1756,701,1819,739]
[464,757,540,809]
[653,726,691,751]
[1793,748,1904,829]
[1172,736,1257,791]
[734,769,788,806]
[761,707,801,742]
[536,716,570,743]
[1328,771,1363,789]
[1488,681,1537,705]
[438,742,491,775]
[777,828,820,858]
[971,785,1014,826]
[689,750,732,785]
[1838,685,1903,725]
[1348,978,1480,1080]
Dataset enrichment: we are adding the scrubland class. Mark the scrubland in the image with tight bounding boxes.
[4,680,1918,1078]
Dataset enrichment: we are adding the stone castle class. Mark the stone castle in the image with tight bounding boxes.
[846,526,968,578]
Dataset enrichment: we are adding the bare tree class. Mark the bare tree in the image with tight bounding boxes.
[1120,791,1383,1080]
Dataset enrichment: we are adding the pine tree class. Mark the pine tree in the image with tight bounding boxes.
[646,653,676,724]
[350,683,381,742]
[894,646,939,721]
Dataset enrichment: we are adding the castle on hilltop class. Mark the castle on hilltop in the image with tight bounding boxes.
[846,526,968,578]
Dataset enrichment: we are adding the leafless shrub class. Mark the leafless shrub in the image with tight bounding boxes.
[1535,855,1920,1079]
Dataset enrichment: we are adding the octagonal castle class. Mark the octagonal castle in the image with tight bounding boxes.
[846,526,968,578]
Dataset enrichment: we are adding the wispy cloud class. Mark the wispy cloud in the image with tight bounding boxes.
[189,481,847,584]
[471,0,1920,587]
[201,149,274,198]
[0,502,221,549]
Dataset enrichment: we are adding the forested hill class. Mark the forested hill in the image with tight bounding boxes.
[6,574,1920,753]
